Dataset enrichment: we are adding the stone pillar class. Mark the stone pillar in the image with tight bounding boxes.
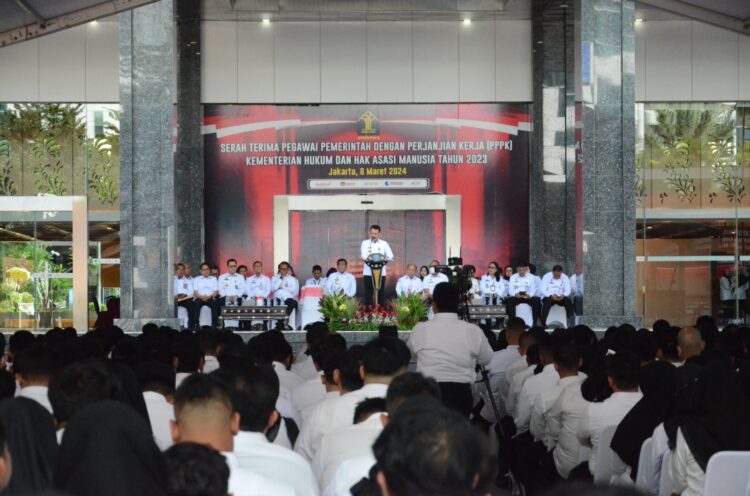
[530,0,637,327]
[530,0,578,276]
[174,0,204,269]
[579,0,637,326]
[117,0,180,331]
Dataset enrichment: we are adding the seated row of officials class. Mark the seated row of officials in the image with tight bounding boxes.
[173,258,577,330]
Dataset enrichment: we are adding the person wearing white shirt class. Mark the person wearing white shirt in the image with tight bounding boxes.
[136,362,177,451]
[477,318,525,422]
[395,264,423,296]
[218,258,245,307]
[295,337,408,463]
[171,373,295,496]
[272,261,300,330]
[421,260,449,300]
[293,323,330,381]
[546,370,592,479]
[515,336,560,434]
[507,360,537,419]
[227,364,319,496]
[530,343,586,447]
[327,259,357,298]
[192,262,219,327]
[500,331,538,406]
[245,261,272,303]
[292,334,347,421]
[540,265,574,327]
[408,282,493,416]
[575,352,643,477]
[13,344,56,415]
[304,265,329,292]
[480,262,508,305]
[361,224,394,306]
[314,398,385,491]
[174,262,194,328]
[506,262,541,325]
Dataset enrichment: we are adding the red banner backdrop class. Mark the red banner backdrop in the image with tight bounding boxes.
[203,103,531,290]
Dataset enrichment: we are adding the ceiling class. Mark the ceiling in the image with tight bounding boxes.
[0,0,158,47]
[202,0,749,34]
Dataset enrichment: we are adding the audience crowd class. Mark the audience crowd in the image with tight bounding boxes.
[0,282,747,496]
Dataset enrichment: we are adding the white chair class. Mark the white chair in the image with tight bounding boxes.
[516,303,534,327]
[198,305,213,327]
[546,305,568,328]
[703,451,750,496]
[658,450,674,496]
[635,437,655,494]
[593,424,629,484]
[177,306,189,328]
[299,287,324,329]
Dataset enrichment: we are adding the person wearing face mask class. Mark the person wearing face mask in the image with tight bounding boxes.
[422,260,449,320]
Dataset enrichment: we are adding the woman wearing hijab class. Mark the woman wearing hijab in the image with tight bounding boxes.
[611,360,678,480]
[54,400,168,496]
[0,397,58,495]
[664,360,750,496]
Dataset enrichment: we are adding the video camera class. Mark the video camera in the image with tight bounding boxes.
[435,257,473,295]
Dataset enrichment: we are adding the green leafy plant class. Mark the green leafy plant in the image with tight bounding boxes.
[87,137,118,205]
[388,293,428,330]
[0,139,17,195]
[31,138,68,195]
[319,293,359,331]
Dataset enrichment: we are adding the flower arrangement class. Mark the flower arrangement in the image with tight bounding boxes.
[318,292,428,331]
[388,293,429,330]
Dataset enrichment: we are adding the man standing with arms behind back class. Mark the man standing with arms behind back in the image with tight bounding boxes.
[361,225,394,307]
[408,282,493,417]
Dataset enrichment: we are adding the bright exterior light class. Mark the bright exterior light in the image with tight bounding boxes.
[463,19,472,25]
[262,18,271,25]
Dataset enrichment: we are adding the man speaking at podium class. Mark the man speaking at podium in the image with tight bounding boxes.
[360,224,394,306]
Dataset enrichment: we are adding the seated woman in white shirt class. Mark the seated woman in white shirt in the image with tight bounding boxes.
[665,360,750,496]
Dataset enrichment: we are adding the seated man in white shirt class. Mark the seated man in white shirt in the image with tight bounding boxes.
[220,364,319,496]
[500,330,538,406]
[174,262,194,329]
[517,342,587,493]
[304,264,328,290]
[314,397,386,492]
[505,261,542,325]
[371,396,494,496]
[171,374,295,496]
[477,317,525,423]
[13,344,59,415]
[515,334,560,434]
[295,336,409,463]
[197,329,222,374]
[135,361,176,451]
[272,261,300,330]
[322,372,442,496]
[300,348,346,427]
[408,282,493,417]
[421,260,450,319]
[540,265,574,327]
[574,351,643,479]
[327,259,357,298]
[293,323,330,381]
[192,262,220,328]
[49,360,112,444]
[218,258,245,310]
[164,442,230,496]
[292,333,347,421]
[395,263,423,297]
[172,335,205,390]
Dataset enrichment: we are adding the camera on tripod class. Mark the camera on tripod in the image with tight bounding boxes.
[436,257,473,295]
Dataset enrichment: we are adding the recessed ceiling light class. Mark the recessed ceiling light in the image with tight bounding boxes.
[463,19,472,25]
[262,18,271,25]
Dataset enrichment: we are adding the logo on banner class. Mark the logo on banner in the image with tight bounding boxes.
[357,111,380,137]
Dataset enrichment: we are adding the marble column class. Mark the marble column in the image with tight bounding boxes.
[117,0,180,331]
[578,0,637,326]
[174,0,204,269]
[530,0,578,276]
[530,0,637,327]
